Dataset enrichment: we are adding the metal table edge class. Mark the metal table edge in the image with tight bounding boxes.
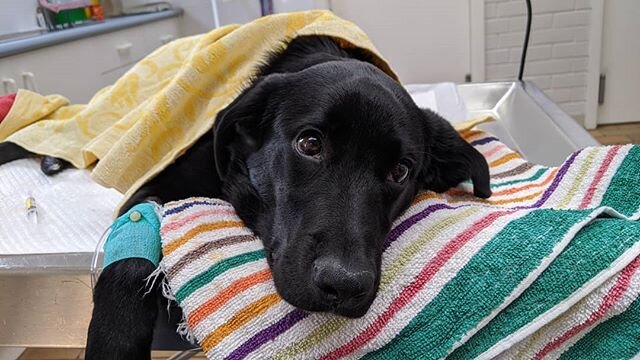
[519,80,599,148]
[0,8,184,58]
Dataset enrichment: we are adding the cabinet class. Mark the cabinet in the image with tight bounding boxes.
[0,17,179,103]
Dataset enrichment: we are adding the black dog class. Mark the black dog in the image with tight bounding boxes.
[0,36,490,359]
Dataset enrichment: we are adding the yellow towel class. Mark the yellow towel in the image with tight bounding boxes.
[0,11,395,208]
[0,10,491,211]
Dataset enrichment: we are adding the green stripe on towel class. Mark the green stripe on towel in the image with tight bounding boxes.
[492,168,548,188]
[365,209,592,360]
[600,146,640,217]
[175,250,265,302]
[450,218,640,359]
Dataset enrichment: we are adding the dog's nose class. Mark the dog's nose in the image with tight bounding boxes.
[312,257,375,304]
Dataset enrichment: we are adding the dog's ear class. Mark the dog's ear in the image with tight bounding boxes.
[420,109,492,198]
[213,75,281,180]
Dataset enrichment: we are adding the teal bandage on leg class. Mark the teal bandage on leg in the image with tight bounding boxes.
[103,202,162,268]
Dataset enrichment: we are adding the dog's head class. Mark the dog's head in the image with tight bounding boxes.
[213,61,490,317]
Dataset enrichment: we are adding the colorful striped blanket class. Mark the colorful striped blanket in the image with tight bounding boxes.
[159,130,640,359]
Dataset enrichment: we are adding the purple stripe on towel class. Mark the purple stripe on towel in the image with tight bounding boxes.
[525,149,581,209]
[164,199,221,215]
[225,309,308,360]
[384,203,454,250]
[383,150,582,250]
[470,136,498,146]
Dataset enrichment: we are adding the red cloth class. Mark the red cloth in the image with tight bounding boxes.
[0,93,17,124]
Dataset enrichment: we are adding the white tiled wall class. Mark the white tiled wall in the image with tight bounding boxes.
[485,0,591,117]
[168,0,593,117]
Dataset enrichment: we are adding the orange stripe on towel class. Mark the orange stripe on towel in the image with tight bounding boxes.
[200,293,281,351]
[490,153,521,167]
[414,189,544,206]
[460,130,484,141]
[491,168,558,196]
[412,192,445,204]
[449,190,544,205]
[188,268,273,327]
[163,221,244,255]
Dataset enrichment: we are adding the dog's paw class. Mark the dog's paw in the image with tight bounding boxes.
[40,156,71,175]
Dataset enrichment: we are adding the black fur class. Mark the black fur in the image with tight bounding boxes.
[0,36,491,358]
[0,142,38,163]
[0,143,70,175]
[86,259,158,360]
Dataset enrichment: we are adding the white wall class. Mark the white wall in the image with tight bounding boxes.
[0,2,41,37]
[165,0,216,36]
[169,0,329,36]
[331,0,471,84]
[484,0,592,117]
[274,0,329,14]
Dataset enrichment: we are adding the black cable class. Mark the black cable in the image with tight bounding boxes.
[518,0,532,81]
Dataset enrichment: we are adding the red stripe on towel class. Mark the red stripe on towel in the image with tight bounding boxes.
[533,255,640,360]
[579,146,621,209]
[320,210,514,359]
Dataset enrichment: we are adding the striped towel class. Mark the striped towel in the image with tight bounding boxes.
[159,130,640,359]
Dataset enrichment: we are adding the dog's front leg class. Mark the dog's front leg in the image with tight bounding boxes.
[86,258,158,360]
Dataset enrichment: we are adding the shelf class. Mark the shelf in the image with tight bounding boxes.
[0,8,183,58]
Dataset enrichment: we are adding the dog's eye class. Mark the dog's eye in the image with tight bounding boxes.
[387,160,412,183]
[296,131,323,158]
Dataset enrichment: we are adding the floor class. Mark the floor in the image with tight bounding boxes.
[587,122,640,145]
[11,122,640,360]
